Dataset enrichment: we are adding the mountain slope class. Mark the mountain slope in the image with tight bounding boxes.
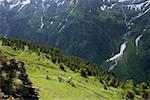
[0,39,123,100]
[112,7,150,83]
[0,38,150,99]
[0,0,150,84]
[0,0,127,64]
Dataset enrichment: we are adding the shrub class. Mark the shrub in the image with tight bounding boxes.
[80,68,88,77]
[59,65,66,72]
[126,90,135,99]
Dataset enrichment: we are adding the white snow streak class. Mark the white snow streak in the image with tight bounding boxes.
[107,42,127,72]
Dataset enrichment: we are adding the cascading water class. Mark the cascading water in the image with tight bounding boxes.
[106,0,150,72]
[107,41,128,72]
[135,29,146,55]
[135,34,143,55]
[106,7,132,72]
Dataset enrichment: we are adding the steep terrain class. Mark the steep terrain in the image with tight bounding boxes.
[0,0,150,84]
[103,0,150,83]
[0,38,150,99]
[0,0,132,63]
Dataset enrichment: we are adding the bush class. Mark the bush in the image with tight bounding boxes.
[126,90,135,99]
[80,68,88,77]
[81,70,87,77]
[59,65,66,72]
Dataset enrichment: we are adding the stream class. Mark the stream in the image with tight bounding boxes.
[106,0,149,72]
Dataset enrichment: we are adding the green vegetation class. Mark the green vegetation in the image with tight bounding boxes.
[115,34,150,84]
[0,0,149,85]
[0,0,126,65]
[0,38,149,100]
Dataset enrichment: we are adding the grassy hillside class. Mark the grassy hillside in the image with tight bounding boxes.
[0,38,149,100]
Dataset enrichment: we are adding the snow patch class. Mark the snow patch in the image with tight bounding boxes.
[58,22,62,27]
[10,1,20,9]
[124,1,148,11]
[101,4,107,11]
[18,0,30,11]
[59,25,66,33]
[50,21,54,25]
[40,16,44,28]
[89,9,92,13]
[100,3,115,11]
[55,15,58,18]
[57,0,65,6]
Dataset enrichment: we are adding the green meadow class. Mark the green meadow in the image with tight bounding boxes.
[0,41,124,100]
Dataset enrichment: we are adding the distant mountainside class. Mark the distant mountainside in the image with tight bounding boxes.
[0,0,150,83]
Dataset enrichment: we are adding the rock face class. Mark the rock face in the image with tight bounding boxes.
[0,56,38,99]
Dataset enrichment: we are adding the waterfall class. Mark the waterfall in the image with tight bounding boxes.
[106,0,149,72]
[106,5,130,72]
[135,34,143,55]
[107,42,128,72]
